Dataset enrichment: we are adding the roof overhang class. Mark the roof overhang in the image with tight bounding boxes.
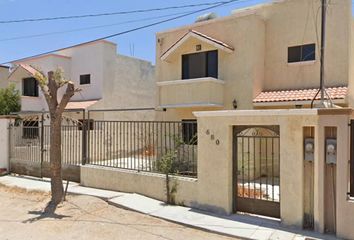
[8,64,41,80]
[253,99,346,107]
[160,30,234,61]
[65,100,100,110]
[253,86,348,107]
[158,102,224,109]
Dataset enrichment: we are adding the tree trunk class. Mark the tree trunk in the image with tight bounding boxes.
[50,114,63,205]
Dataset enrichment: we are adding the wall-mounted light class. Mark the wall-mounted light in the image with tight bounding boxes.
[232,99,238,109]
[196,44,202,51]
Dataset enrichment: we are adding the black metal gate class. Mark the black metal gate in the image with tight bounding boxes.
[233,126,280,218]
[9,113,84,182]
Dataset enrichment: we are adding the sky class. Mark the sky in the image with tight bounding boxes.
[1,0,353,65]
[0,0,271,65]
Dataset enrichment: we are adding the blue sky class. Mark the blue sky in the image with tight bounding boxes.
[0,0,271,65]
[1,0,353,65]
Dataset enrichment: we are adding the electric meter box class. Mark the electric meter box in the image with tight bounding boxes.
[304,138,314,162]
[325,139,337,165]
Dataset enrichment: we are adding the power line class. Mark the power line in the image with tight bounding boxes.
[1,0,242,64]
[0,10,195,42]
[0,1,230,24]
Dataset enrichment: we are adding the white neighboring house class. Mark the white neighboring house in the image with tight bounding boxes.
[4,40,156,121]
[0,65,10,89]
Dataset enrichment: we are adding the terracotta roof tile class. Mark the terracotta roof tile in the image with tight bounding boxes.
[253,86,348,103]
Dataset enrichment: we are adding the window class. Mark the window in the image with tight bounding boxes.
[23,121,39,139]
[80,74,91,85]
[182,120,197,145]
[22,77,38,97]
[78,119,94,130]
[288,44,316,63]
[182,50,218,79]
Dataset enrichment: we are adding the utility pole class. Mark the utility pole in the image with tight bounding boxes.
[320,0,327,106]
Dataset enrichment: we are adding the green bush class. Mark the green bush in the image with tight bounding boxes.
[0,84,20,115]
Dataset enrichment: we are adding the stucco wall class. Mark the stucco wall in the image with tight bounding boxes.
[317,114,354,240]
[155,0,353,120]
[8,67,46,112]
[156,14,265,111]
[0,118,10,170]
[97,53,156,121]
[8,40,156,121]
[81,165,198,207]
[58,42,106,101]
[195,110,319,225]
[264,0,351,90]
[80,108,354,238]
[0,66,9,88]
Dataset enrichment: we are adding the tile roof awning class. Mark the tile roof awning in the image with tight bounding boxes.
[65,100,99,110]
[253,86,348,105]
[160,30,234,61]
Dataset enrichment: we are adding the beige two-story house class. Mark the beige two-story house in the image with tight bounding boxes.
[156,0,353,121]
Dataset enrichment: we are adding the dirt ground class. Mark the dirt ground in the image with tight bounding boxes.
[0,184,238,240]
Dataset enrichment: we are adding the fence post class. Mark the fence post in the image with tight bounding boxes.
[82,110,87,165]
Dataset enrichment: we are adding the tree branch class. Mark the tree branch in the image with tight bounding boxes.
[56,81,76,115]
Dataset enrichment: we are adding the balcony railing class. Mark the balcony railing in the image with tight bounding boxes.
[157,77,225,108]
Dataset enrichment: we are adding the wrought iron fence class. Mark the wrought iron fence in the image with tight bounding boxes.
[9,114,198,178]
[87,120,198,177]
[9,117,84,166]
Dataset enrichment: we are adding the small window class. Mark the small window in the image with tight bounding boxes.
[182,50,218,79]
[288,44,316,63]
[78,119,94,130]
[23,121,39,139]
[22,77,38,97]
[80,74,91,85]
[182,120,197,145]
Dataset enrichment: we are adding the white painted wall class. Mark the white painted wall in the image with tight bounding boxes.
[97,54,156,120]
[0,66,10,89]
[8,40,156,119]
[0,118,11,170]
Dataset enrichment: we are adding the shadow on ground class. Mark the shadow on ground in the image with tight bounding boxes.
[23,201,70,223]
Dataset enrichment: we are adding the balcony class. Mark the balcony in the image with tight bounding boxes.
[157,77,225,108]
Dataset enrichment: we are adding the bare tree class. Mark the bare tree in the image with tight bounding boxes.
[35,69,80,205]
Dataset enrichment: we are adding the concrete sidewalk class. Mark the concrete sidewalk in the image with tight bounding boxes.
[0,175,338,240]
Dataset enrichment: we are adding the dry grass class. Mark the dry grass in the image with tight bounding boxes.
[0,182,49,201]
[237,185,266,199]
